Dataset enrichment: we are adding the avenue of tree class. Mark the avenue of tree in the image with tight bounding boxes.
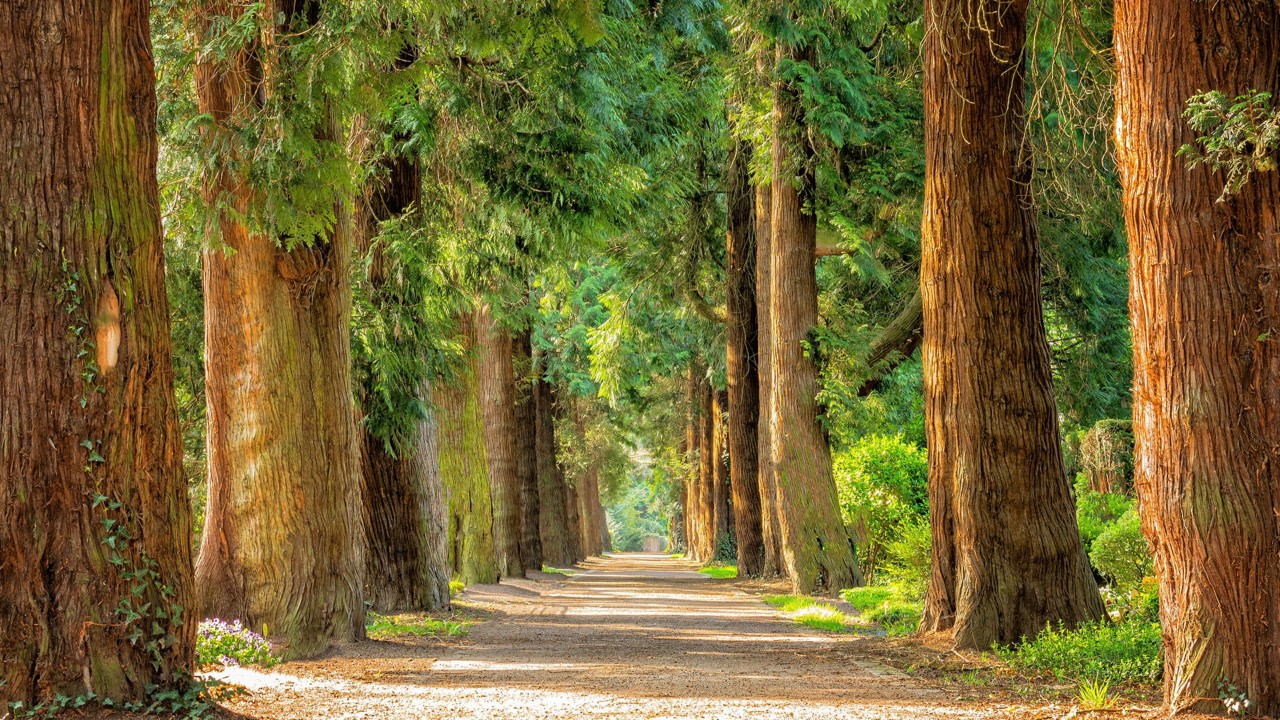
[2,0,1278,716]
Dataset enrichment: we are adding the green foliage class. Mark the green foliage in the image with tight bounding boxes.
[1180,90,1280,200]
[764,596,865,634]
[365,613,469,640]
[699,564,737,579]
[996,620,1163,685]
[196,619,278,669]
[449,580,466,598]
[833,434,927,581]
[1077,678,1117,711]
[842,585,921,636]
[1089,509,1153,591]
[1075,480,1133,553]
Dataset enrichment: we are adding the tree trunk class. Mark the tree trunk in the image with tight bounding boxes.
[712,389,732,555]
[755,181,785,577]
[476,305,525,578]
[359,387,451,611]
[697,376,717,562]
[355,87,450,613]
[1114,1,1280,712]
[513,330,543,571]
[919,0,1103,649]
[558,393,586,562]
[769,42,862,594]
[684,362,704,560]
[438,313,498,585]
[536,374,573,567]
[0,2,194,704]
[726,142,766,576]
[193,1,365,658]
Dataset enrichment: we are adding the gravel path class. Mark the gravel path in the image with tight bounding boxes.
[209,553,1040,719]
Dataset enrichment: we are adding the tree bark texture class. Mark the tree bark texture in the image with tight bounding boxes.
[755,181,784,577]
[536,375,573,567]
[193,0,365,658]
[769,42,863,594]
[712,389,732,553]
[513,330,543,571]
[1114,1,1280,712]
[726,142,766,576]
[476,305,525,578]
[683,361,704,560]
[0,1,194,704]
[919,0,1103,649]
[438,313,498,585]
[696,375,717,562]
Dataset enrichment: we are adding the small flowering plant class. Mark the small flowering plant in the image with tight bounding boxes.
[196,618,279,668]
[1219,679,1252,718]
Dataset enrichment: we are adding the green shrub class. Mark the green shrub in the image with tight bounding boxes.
[713,531,737,564]
[843,585,922,636]
[834,434,928,581]
[996,619,1162,684]
[1075,477,1132,552]
[878,518,931,597]
[1090,509,1153,591]
[197,619,278,668]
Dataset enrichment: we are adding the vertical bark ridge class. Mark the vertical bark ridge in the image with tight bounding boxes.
[476,304,526,578]
[513,330,543,571]
[755,181,784,577]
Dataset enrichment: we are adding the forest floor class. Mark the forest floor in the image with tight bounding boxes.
[189,553,1182,720]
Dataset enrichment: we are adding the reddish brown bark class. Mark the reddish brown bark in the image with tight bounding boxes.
[696,375,717,562]
[193,0,365,657]
[712,390,732,555]
[1115,1,1280,711]
[536,373,573,567]
[477,305,525,577]
[513,330,543,571]
[919,0,1103,649]
[769,42,862,594]
[726,143,766,576]
[0,1,194,704]
[754,181,784,577]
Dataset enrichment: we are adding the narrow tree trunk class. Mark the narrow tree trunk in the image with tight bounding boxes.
[536,374,573,566]
[769,42,862,594]
[712,389,732,555]
[477,304,525,577]
[755,181,784,577]
[697,376,717,562]
[513,330,543,571]
[919,0,1103,649]
[438,313,498,585]
[193,1,365,657]
[684,361,705,561]
[1115,1,1280,712]
[726,142,766,576]
[359,385,450,611]
[558,392,586,562]
[0,2,194,703]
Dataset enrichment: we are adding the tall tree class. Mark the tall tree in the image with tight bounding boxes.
[0,1,194,704]
[725,141,766,576]
[536,374,574,566]
[918,0,1103,649]
[769,41,862,594]
[1114,1,1280,712]
[438,312,499,585]
[754,179,784,577]
[477,304,526,577]
[193,1,365,657]
[514,330,544,571]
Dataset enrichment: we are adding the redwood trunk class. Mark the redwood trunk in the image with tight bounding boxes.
[0,2,194,703]
[726,143,765,576]
[1115,1,1280,711]
[769,43,862,594]
[755,181,784,577]
[919,0,1103,649]
[536,375,573,566]
[477,305,525,577]
[697,376,717,561]
[683,362,703,559]
[712,390,732,553]
[438,314,498,585]
[193,1,365,657]
[514,330,543,570]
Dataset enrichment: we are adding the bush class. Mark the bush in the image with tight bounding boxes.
[834,434,928,581]
[879,518,931,597]
[996,619,1162,684]
[1090,509,1153,591]
[197,619,277,668]
[1075,479,1133,552]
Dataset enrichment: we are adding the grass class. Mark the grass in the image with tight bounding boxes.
[842,585,923,636]
[994,619,1162,684]
[541,565,575,576]
[698,564,737,579]
[763,595,866,633]
[365,612,469,640]
[449,579,465,597]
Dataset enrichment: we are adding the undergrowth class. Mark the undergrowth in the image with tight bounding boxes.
[842,585,922,636]
[365,612,469,640]
[699,564,737,579]
[995,619,1162,685]
[764,595,866,633]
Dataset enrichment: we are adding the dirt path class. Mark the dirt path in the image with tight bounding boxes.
[210,553,1036,719]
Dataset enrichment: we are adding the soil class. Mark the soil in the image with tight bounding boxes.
[183,553,1187,719]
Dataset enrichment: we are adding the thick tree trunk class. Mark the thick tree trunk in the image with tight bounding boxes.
[726,143,766,576]
[1114,1,1280,712]
[513,330,543,571]
[536,375,573,567]
[919,0,1103,649]
[356,96,450,613]
[438,314,498,585]
[769,43,863,594]
[477,305,525,578]
[755,182,785,577]
[0,2,194,704]
[359,390,451,611]
[193,1,365,657]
